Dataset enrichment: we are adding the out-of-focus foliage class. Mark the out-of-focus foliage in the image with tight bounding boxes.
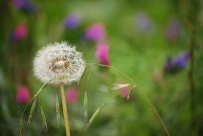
[0,0,203,136]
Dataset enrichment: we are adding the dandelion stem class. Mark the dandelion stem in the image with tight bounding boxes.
[60,85,71,136]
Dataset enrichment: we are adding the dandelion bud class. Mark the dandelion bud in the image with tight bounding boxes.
[33,42,86,85]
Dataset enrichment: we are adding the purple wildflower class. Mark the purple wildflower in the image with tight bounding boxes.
[164,51,190,72]
[84,22,106,43]
[13,0,37,12]
[63,13,80,29]
[174,51,190,68]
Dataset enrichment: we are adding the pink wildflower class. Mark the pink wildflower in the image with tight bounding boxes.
[95,44,110,65]
[65,87,78,103]
[13,23,28,42]
[84,22,106,43]
[16,86,30,103]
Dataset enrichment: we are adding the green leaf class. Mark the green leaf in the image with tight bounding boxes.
[77,67,87,85]
[55,94,61,135]
[84,92,88,123]
[84,104,103,131]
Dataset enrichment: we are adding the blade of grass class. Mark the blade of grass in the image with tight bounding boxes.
[85,65,93,93]
[77,104,103,136]
[18,118,24,136]
[56,94,61,135]
[23,99,37,136]
[27,99,36,125]
[84,92,88,123]
[39,101,49,136]
[84,104,103,131]
[15,117,24,136]
[126,89,133,101]
[77,67,87,85]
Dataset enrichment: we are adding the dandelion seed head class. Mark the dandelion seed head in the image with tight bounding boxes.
[33,42,86,85]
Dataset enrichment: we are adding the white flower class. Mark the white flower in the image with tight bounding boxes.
[33,42,86,85]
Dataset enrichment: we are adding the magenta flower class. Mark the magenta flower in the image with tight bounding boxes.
[84,22,106,43]
[16,86,30,103]
[65,87,78,103]
[12,23,28,42]
[63,13,80,29]
[95,44,110,65]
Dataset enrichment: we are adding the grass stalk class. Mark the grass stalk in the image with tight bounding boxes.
[60,85,70,136]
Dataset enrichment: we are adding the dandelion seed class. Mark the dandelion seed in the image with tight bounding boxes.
[33,42,86,85]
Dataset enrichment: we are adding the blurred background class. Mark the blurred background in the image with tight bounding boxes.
[0,0,203,135]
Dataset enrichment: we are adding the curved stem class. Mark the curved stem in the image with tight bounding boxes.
[60,85,71,136]
[86,63,170,136]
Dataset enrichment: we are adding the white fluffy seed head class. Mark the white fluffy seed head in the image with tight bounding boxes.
[33,42,86,85]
